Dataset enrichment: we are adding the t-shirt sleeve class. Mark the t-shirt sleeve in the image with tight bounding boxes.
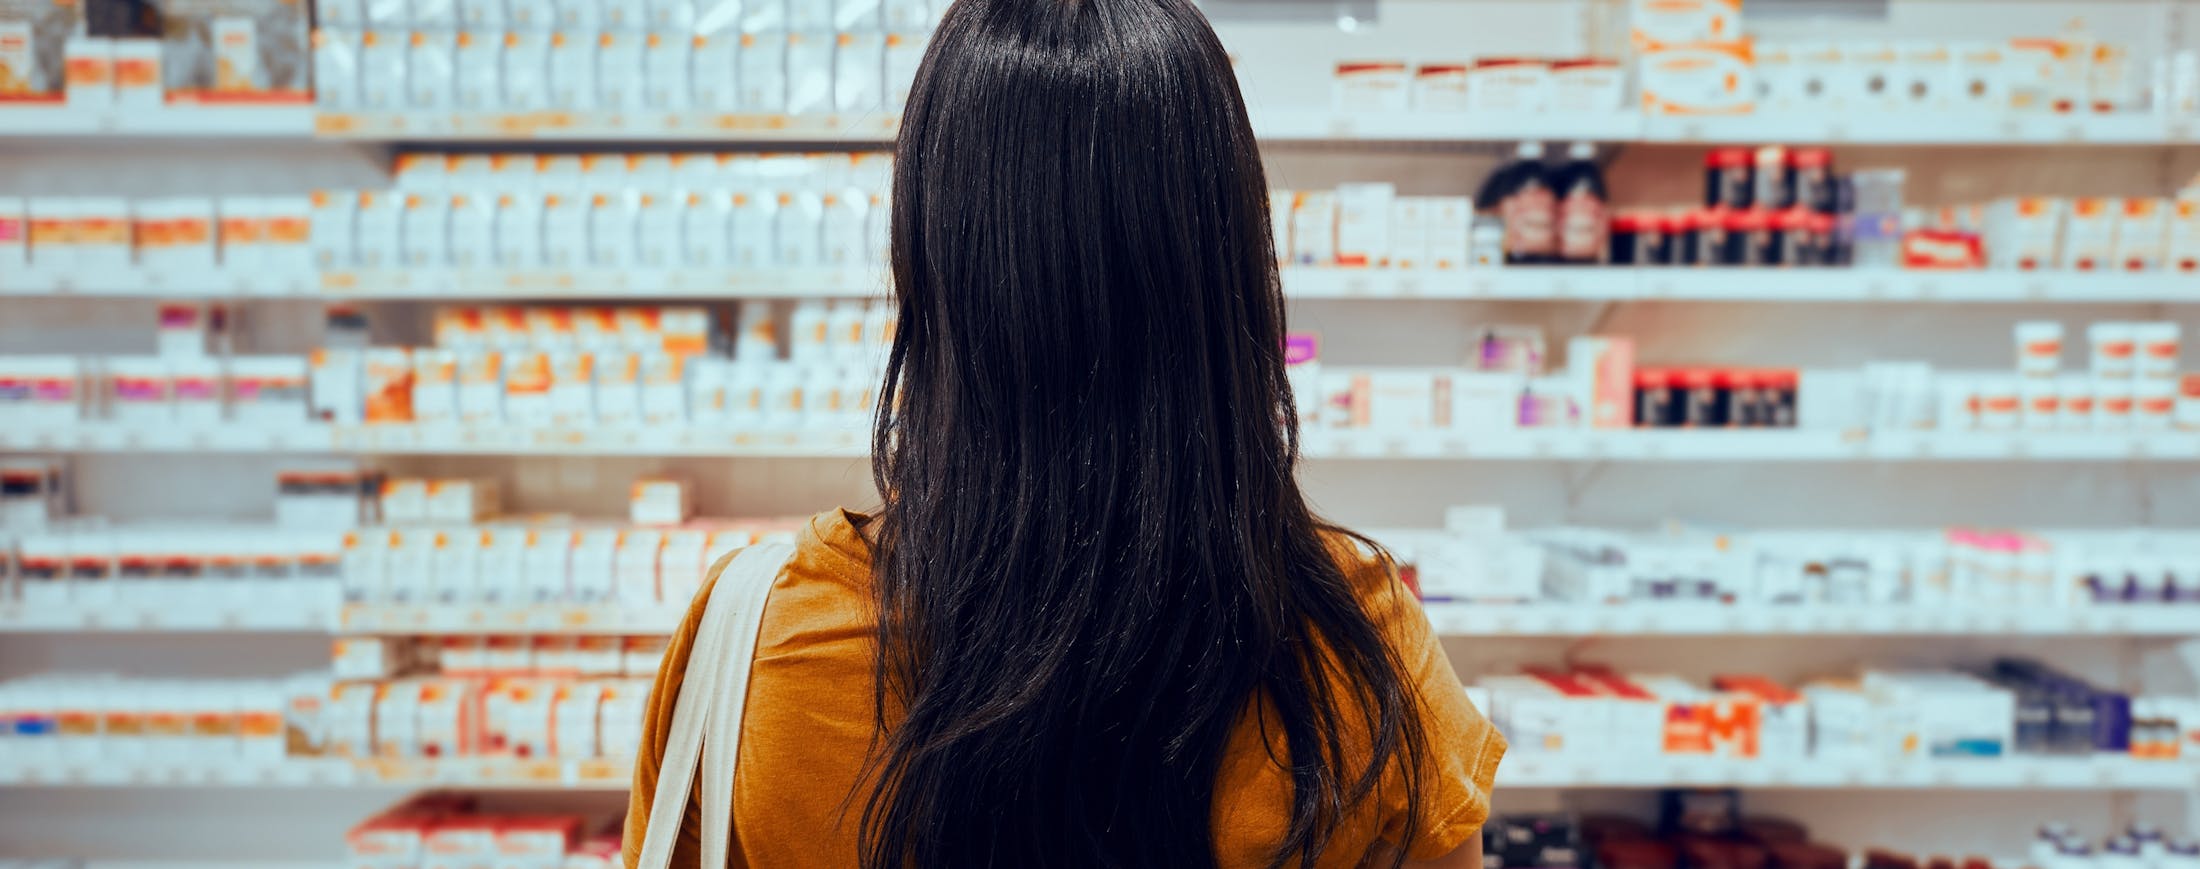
[622,551,740,869]
[1349,543,1507,862]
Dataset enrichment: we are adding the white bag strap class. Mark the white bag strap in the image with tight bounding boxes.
[633,542,798,869]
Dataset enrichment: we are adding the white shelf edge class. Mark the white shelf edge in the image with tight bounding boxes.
[3,106,2192,145]
[0,756,2188,791]
[4,600,2186,639]
[1420,603,2200,638]
[9,267,2194,303]
[5,425,2196,461]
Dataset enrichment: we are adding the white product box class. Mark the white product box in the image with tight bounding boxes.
[1333,61,1408,112]
[545,31,595,109]
[776,191,825,265]
[1953,41,2011,112]
[63,37,114,107]
[1465,59,1548,113]
[1411,64,1469,112]
[136,198,219,273]
[1640,42,1754,115]
[570,528,621,602]
[2008,37,2086,114]
[1333,183,1395,268]
[786,31,833,114]
[352,191,403,269]
[400,193,450,268]
[1987,196,2066,271]
[642,31,692,109]
[615,530,665,604]
[1289,192,1337,266]
[836,32,884,112]
[1896,41,1956,111]
[408,31,455,109]
[1389,198,1431,270]
[596,32,645,109]
[1425,197,1471,269]
[1841,42,1899,111]
[1629,0,1740,49]
[453,30,499,110]
[551,682,605,758]
[518,527,571,603]
[2114,198,2169,272]
[739,32,788,112]
[1550,59,1626,112]
[2063,197,2119,271]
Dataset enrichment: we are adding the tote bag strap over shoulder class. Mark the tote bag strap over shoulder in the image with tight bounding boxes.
[633,541,799,869]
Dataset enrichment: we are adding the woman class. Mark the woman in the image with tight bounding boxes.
[625,0,1503,865]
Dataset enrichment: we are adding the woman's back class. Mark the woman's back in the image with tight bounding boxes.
[624,510,1503,868]
[628,0,1503,864]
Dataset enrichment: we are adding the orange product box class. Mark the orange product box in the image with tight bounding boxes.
[1639,40,1755,115]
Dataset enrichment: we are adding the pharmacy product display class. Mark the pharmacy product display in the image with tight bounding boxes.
[1471,663,2198,766]
[0,674,319,764]
[348,795,622,869]
[1289,319,2200,437]
[0,0,311,107]
[318,151,892,272]
[310,0,942,115]
[1385,513,2200,609]
[1489,810,2199,869]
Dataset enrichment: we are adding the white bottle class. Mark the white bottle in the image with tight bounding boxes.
[788,301,830,364]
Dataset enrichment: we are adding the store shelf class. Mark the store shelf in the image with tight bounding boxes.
[0,104,315,138]
[1302,430,2200,461]
[1495,756,2200,790]
[1255,110,1643,144]
[13,266,2192,304]
[315,266,885,299]
[8,425,2196,461]
[310,111,902,143]
[339,603,685,635]
[0,592,339,633]
[3,755,2188,792]
[1639,113,2198,146]
[0,425,872,457]
[1286,268,2200,302]
[1421,603,2200,637]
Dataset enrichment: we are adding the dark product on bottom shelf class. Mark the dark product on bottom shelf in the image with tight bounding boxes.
[1485,814,1590,869]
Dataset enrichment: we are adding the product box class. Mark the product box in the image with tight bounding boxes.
[1465,59,1549,113]
[1987,196,2066,270]
[1839,41,1899,111]
[1289,191,1337,266]
[1569,336,1636,429]
[1479,675,1578,755]
[1333,183,1395,268]
[1333,60,1408,111]
[1389,198,1431,269]
[1640,42,1755,115]
[2114,198,2169,272]
[1953,41,2011,112]
[2169,199,2200,273]
[1630,0,1741,50]
[1711,675,1809,759]
[2062,197,2119,271]
[2007,37,2086,114]
[630,477,693,526]
[1425,197,1471,269]
[1411,64,1468,112]
[1635,674,1761,758]
[1550,59,1626,112]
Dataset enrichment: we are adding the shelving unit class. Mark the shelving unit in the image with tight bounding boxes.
[7,0,2200,863]
[2,755,2190,792]
[10,266,2194,304]
[7,424,2194,460]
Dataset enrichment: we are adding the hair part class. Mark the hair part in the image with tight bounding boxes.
[865,1,1429,866]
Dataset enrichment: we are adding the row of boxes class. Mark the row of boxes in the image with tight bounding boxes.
[5,525,344,609]
[1274,185,1475,270]
[341,519,801,607]
[1331,58,1628,115]
[1474,665,2199,763]
[325,676,649,761]
[0,196,313,271]
[1974,197,2200,273]
[0,675,323,763]
[1509,524,2200,608]
[316,0,945,34]
[2,2,310,106]
[316,27,926,114]
[334,635,670,682]
[348,794,622,869]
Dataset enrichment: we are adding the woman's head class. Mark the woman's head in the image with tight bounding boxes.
[867,1,1426,867]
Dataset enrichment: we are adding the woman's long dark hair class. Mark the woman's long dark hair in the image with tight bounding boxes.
[866,1,1428,866]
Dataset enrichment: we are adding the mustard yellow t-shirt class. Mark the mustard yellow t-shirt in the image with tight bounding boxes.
[625,509,1504,868]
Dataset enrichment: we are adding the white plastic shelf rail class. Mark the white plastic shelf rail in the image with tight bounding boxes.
[0,755,2190,791]
[7,425,2198,461]
[5,106,2194,145]
[4,599,2187,639]
[9,266,2194,304]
